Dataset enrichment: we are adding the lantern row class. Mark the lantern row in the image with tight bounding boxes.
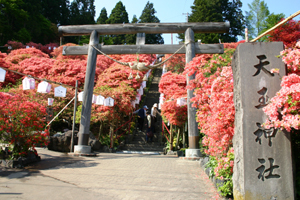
[0,60,154,108]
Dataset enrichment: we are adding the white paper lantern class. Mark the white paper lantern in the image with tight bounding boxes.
[142,81,146,88]
[135,97,140,105]
[54,86,67,97]
[104,97,114,107]
[37,81,51,93]
[137,93,141,101]
[96,95,105,105]
[26,46,29,49]
[78,91,84,102]
[22,77,35,90]
[48,98,54,106]
[158,103,162,110]
[92,94,97,104]
[131,101,135,107]
[139,86,143,95]
[0,68,6,82]
[48,47,51,50]
[176,98,187,106]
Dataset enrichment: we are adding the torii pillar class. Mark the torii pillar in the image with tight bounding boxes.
[74,30,99,154]
[184,28,201,158]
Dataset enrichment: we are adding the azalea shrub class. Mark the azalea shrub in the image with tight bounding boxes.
[183,44,241,197]
[263,41,300,131]
[268,19,300,48]
[159,71,187,127]
[184,48,236,158]
[0,93,49,159]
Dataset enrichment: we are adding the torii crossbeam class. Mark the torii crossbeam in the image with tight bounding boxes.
[59,22,229,156]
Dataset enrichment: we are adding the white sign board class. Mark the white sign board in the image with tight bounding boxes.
[54,86,67,97]
[37,81,51,93]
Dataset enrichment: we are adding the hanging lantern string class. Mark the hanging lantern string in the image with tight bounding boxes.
[0,66,104,96]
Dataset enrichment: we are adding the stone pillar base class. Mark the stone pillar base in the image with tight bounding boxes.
[185,149,201,158]
[74,145,91,154]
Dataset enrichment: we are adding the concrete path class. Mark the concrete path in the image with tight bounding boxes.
[0,148,223,200]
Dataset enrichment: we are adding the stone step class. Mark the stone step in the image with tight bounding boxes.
[124,144,164,152]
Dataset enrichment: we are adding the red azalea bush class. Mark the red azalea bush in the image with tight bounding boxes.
[184,48,236,158]
[0,57,21,88]
[268,19,300,48]
[263,41,300,131]
[0,93,49,159]
[4,47,50,64]
[159,71,187,126]
[163,54,186,74]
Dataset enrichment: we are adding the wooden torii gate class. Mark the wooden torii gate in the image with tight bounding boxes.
[58,22,230,156]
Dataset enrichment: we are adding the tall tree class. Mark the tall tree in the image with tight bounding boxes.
[69,0,95,25]
[245,0,270,40]
[0,0,29,45]
[96,7,108,24]
[179,0,244,43]
[106,1,129,44]
[125,15,139,44]
[20,0,59,44]
[139,1,164,44]
[96,7,113,45]
[258,13,285,41]
[41,0,71,26]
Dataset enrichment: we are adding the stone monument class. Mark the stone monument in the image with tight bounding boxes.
[232,42,294,199]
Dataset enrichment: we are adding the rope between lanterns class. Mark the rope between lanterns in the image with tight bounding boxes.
[90,41,193,71]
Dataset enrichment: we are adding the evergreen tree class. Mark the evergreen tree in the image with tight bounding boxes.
[245,0,270,40]
[106,1,129,44]
[139,1,164,44]
[259,13,285,41]
[41,0,71,26]
[17,0,58,44]
[96,7,113,45]
[125,15,139,44]
[97,7,108,24]
[179,0,244,43]
[69,0,95,25]
[0,0,29,45]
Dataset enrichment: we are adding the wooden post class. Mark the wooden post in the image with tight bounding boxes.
[185,28,200,157]
[76,30,99,152]
[176,126,180,150]
[136,33,145,45]
[71,80,78,152]
[170,124,173,151]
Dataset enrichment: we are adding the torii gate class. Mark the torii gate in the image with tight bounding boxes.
[58,22,230,156]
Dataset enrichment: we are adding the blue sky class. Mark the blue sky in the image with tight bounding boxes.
[94,0,300,44]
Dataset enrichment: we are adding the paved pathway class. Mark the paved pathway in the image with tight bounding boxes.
[0,148,223,200]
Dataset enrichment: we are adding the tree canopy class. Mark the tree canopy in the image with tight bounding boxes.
[138,1,164,44]
[106,1,129,44]
[179,0,244,43]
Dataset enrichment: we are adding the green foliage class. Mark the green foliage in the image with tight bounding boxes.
[218,180,233,197]
[106,1,129,45]
[245,0,275,41]
[178,0,244,43]
[204,156,218,178]
[97,7,108,24]
[138,1,164,44]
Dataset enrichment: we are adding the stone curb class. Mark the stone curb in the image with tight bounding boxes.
[68,153,98,157]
